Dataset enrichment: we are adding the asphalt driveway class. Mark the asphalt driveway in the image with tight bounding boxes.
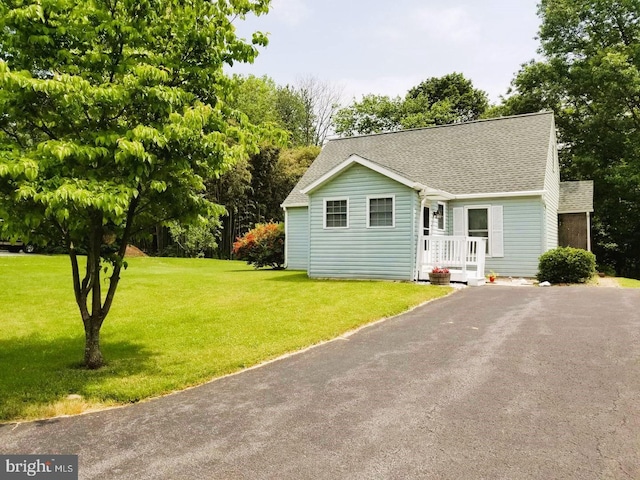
[1,286,639,479]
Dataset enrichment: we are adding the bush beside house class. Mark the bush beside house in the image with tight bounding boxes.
[233,222,285,269]
[537,247,596,284]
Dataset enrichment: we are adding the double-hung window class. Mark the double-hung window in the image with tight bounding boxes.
[367,196,394,228]
[324,198,348,228]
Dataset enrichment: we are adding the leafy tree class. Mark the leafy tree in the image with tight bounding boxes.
[333,95,404,136]
[229,75,281,127]
[210,75,319,257]
[503,0,640,277]
[167,215,222,258]
[406,72,489,124]
[0,0,273,368]
[334,73,488,136]
[275,85,308,146]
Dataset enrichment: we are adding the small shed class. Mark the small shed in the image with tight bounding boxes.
[558,181,594,251]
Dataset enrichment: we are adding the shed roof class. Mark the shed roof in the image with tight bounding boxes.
[559,181,594,213]
[283,111,555,207]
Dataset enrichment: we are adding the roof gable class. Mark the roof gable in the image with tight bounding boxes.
[283,111,555,207]
[300,154,426,194]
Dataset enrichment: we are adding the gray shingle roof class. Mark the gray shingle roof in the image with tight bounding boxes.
[559,181,594,213]
[283,111,555,207]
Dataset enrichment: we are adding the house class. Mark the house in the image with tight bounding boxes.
[281,111,593,285]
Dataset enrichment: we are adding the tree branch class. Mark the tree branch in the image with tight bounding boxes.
[101,193,140,318]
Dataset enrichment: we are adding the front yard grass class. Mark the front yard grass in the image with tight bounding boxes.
[0,255,450,422]
[617,277,640,288]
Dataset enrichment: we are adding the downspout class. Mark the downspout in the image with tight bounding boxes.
[586,212,592,252]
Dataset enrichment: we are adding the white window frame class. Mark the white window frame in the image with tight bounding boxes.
[435,202,446,232]
[464,205,491,257]
[323,197,349,229]
[423,206,430,236]
[366,195,395,228]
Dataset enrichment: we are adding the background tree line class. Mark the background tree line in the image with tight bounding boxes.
[144,74,343,258]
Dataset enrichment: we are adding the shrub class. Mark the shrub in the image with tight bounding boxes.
[167,216,221,258]
[233,222,285,269]
[537,247,596,284]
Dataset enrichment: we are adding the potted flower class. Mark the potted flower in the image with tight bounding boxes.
[429,266,451,285]
[488,270,498,283]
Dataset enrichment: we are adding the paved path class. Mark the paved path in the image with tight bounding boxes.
[2,287,639,479]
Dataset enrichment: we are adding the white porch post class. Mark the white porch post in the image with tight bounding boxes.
[586,212,592,252]
[414,196,428,280]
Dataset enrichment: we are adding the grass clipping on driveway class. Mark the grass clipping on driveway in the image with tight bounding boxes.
[0,256,450,422]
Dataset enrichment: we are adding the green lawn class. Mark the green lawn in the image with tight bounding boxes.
[617,277,640,288]
[0,255,450,422]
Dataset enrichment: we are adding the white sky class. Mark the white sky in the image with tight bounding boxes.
[230,0,542,105]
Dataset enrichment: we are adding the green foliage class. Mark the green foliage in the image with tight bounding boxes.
[208,144,319,258]
[537,247,596,284]
[406,72,489,124]
[0,0,274,367]
[502,0,640,277]
[167,214,222,258]
[333,95,404,136]
[334,73,489,136]
[233,222,284,269]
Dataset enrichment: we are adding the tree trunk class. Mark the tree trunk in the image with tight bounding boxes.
[84,319,103,369]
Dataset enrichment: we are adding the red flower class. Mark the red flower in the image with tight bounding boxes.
[431,266,450,274]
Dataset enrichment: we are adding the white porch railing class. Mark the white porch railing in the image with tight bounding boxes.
[418,236,487,285]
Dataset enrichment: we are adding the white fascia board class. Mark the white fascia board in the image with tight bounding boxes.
[419,187,455,200]
[454,190,546,200]
[300,154,423,194]
[281,202,308,208]
[558,209,594,214]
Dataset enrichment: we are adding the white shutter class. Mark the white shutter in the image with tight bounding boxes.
[453,207,464,236]
[491,205,504,258]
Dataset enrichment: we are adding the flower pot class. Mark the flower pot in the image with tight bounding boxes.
[489,276,496,283]
[429,272,451,285]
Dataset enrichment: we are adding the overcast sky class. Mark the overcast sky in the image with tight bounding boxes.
[230,0,542,105]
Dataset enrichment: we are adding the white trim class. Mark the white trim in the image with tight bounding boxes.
[464,205,492,257]
[558,209,594,214]
[366,195,396,228]
[290,185,544,208]
[323,197,349,229]
[415,196,428,280]
[420,187,456,201]
[283,207,289,268]
[435,201,446,232]
[455,190,545,199]
[586,212,592,252]
[282,202,308,208]
[301,154,426,194]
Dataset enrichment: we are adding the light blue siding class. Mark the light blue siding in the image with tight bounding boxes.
[448,197,544,277]
[308,164,418,280]
[285,207,309,270]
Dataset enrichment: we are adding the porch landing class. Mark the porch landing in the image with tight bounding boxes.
[417,236,487,286]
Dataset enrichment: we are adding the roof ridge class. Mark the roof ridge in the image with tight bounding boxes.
[326,110,554,142]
